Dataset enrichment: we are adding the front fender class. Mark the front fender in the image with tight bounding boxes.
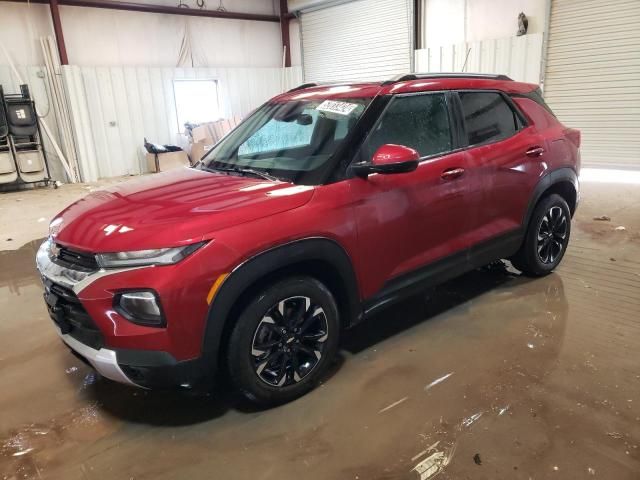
[199,237,361,384]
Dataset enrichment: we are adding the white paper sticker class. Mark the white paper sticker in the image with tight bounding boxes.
[316,100,358,116]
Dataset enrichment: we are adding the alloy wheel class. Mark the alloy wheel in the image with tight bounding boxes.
[251,296,329,387]
[537,206,567,264]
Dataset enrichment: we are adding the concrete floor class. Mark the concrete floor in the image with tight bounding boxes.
[0,174,639,479]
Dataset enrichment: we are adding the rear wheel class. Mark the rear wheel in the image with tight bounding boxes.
[511,194,571,277]
[227,276,340,405]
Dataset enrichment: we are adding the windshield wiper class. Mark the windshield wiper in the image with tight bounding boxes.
[234,167,279,181]
[204,165,279,181]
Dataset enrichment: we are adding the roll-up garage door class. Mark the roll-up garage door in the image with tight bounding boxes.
[544,0,640,168]
[301,0,413,83]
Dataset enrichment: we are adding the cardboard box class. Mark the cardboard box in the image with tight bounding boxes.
[191,123,216,144]
[190,117,242,145]
[145,151,190,173]
[190,143,214,163]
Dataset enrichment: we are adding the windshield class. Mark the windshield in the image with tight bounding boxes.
[197,97,371,184]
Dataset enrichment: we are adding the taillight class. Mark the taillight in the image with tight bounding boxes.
[564,128,581,148]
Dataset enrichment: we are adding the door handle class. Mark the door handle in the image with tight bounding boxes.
[526,146,545,157]
[441,167,465,180]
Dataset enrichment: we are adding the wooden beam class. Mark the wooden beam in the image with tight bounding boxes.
[0,0,280,22]
[279,0,291,68]
[49,0,69,65]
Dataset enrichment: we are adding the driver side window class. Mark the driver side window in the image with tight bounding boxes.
[360,93,452,161]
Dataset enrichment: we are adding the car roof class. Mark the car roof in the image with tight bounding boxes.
[276,73,538,102]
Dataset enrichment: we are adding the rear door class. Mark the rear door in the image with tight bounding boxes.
[349,92,481,299]
[456,91,544,250]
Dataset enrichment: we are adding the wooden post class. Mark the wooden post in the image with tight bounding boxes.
[279,0,291,68]
[49,0,69,65]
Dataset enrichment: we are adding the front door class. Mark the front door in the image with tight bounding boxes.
[348,92,481,302]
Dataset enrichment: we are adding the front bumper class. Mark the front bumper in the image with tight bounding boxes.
[36,238,210,389]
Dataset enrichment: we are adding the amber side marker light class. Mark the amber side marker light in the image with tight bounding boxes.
[206,273,229,304]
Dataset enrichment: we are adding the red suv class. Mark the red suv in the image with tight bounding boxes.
[37,73,580,404]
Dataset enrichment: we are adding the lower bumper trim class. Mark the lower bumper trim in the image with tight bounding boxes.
[58,330,142,388]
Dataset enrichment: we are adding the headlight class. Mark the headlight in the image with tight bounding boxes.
[96,242,206,268]
[49,217,63,237]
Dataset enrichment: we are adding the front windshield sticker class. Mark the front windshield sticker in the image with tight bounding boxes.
[316,100,358,116]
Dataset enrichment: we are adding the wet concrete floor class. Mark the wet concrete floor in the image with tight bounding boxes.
[0,178,639,479]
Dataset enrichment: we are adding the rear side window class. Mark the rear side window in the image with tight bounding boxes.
[518,88,557,117]
[459,92,521,146]
[360,93,452,160]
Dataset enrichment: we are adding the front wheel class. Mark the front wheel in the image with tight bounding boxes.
[227,276,340,405]
[511,194,571,277]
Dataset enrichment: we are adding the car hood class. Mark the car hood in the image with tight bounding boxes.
[53,168,314,252]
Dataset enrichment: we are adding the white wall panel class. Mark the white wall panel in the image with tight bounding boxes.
[414,33,543,84]
[421,0,546,48]
[62,65,303,181]
[0,1,281,68]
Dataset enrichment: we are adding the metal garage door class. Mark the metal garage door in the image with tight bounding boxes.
[301,0,413,83]
[544,0,640,168]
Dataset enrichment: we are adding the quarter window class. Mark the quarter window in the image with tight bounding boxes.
[360,93,452,161]
[458,92,521,146]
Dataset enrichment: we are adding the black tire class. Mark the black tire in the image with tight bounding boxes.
[227,276,340,405]
[511,194,571,277]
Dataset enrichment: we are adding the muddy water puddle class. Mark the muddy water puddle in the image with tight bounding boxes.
[0,237,639,479]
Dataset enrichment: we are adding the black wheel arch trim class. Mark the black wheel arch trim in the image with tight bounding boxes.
[199,237,361,384]
[523,167,579,228]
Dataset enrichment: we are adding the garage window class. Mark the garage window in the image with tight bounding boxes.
[360,93,453,161]
[458,92,521,146]
[173,79,220,131]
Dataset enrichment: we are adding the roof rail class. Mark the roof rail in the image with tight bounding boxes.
[382,73,513,85]
[287,82,318,92]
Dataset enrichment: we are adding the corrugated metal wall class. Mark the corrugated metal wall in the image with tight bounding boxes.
[544,0,640,168]
[415,33,543,84]
[62,65,303,181]
[301,0,413,82]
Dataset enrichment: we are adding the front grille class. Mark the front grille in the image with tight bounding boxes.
[43,278,104,350]
[54,244,99,271]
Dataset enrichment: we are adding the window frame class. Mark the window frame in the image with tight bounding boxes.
[352,90,460,167]
[453,89,529,149]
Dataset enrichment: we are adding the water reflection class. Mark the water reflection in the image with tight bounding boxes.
[0,239,43,296]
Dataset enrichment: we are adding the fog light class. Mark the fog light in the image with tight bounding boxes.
[115,291,165,327]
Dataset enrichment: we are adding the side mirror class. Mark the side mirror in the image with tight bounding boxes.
[352,144,419,177]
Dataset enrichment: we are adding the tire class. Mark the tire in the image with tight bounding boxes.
[511,194,571,277]
[226,276,340,406]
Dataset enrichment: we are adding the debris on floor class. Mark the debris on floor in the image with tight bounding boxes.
[473,453,482,465]
[498,405,510,416]
[412,445,455,480]
[378,396,408,414]
[615,226,627,231]
[460,412,483,429]
[593,215,611,221]
[424,372,454,391]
